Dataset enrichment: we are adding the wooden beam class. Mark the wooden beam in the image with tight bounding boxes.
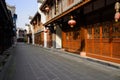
[43,0,91,26]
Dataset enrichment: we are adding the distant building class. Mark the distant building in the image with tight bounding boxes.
[26,24,32,44]
[17,28,27,42]
[27,0,46,46]
[30,12,45,46]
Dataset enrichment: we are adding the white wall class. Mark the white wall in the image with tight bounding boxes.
[38,3,47,47]
[56,25,62,48]
[44,27,47,47]
[7,4,16,17]
[38,3,46,24]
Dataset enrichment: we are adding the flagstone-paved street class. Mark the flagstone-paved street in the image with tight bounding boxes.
[4,43,120,80]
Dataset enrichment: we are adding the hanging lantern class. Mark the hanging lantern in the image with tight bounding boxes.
[44,27,49,33]
[45,6,49,12]
[115,1,120,12]
[33,21,36,25]
[115,1,120,22]
[44,29,48,33]
[68,16,76,28]
[115,12,120,22]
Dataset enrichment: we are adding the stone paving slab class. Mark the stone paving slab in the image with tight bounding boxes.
[4,43,120,80]
[42,46,120,69]
[0,45,15,80]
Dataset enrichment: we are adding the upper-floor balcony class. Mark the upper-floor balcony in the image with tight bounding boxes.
[41,0,85,22]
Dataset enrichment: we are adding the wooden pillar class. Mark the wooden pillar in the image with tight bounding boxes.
[85,27,88,54]
[100,25,102,55]
[110,23,113,57]
[92,25,94,54]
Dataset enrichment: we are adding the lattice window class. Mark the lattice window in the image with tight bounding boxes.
[66,32,69,40]
[102,22,110,38]
[87,25,92,39]
[112,22,120,38]
[94,23,100,38]
[68,32,72,40]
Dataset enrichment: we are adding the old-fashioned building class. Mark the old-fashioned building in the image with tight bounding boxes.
[17,28,27,42]
[40,0,120,63]
[28,0,51,47]
[37,0,48,47]
[30,12,45,46]
[0,0,16,54]
[7,4,17,44]
[26,24,33,44]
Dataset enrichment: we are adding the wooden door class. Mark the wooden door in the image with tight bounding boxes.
[86,21,120,63]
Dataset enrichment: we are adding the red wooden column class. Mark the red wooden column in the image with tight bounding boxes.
[85,27,88,54]
[100,25,102,55]
[110,23,113,57]
[92,25,94,54]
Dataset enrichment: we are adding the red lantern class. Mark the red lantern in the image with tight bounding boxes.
[44,29,48,33]
[45,6,49,12]
[115,12,120,22]
[33,21,36,25]
[68,16,76,28]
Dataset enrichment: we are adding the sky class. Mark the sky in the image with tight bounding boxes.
[6,0,38,29]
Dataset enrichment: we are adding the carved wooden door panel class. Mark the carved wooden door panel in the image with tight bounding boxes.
[112,22,120,59]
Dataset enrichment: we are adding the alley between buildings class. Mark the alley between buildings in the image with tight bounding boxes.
[4,43,120,80]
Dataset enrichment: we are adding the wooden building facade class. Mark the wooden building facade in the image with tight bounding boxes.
[85,0,120,63]
[0,0,15,54]
[40,0,120,63]
[30,12,45,46]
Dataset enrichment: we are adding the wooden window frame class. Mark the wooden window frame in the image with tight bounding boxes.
[67,0,74,6]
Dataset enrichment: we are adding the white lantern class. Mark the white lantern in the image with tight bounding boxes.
[45,6,49,12]
[115,2,120,12]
